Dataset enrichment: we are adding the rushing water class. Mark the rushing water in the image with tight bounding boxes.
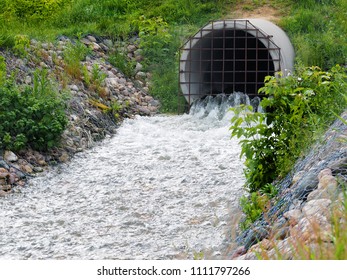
[0,94,251,259]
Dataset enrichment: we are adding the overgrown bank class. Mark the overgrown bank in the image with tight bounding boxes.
[228,110,347,260]
[0,35,159,196]
[0,0,232,195]
[226,0,347,259]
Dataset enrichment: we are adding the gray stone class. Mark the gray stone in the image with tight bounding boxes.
[105,78,119,88]
[25,75,32,84]
[4,151,18,162]
[127,44,137,53]
[33,166,44,173]
[135,62,143,72]
[0,160,10,170]
[272,217,288,232]
[10,167,26,179]
[302,199,331,218]
[137,106,151,115]
[318,174,337,190]
[135,55,144,62]
[135,71,146,79]
[292,171,305,185]
[81,38,91,45]
[99,43,109,52]
[39,62,48,68]
[118,78,127,85]
[293,172,319,200]
[318,168,332,180]
[274,226,289,240]
[243,226,269,249]
[230,246,246,259]
[328,157,347,170]
[87,35,97,42]
[69,84,79,91]
[283,209,302,226]
[149,99,160,107]
[103,39,113,48]
[92,42,101,51]
[0,190,7,197]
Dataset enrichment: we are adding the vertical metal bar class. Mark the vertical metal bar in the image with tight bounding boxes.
[267,36,270,76]
[278,49,281,75]
[255,28,258,96]
[233,20,236,93]
[222,20,226,93]
[199,28,203,99]
[244,20,248,94]
[210,21,214,95]
[188,37,192,106]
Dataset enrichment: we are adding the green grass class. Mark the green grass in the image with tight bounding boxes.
[0,0,235,112]
[279,0,347,69]
[1,0,346,111]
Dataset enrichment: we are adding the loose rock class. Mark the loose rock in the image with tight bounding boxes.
[4,151,18,162]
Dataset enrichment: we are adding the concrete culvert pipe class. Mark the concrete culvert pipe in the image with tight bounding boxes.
[179,19,295,105]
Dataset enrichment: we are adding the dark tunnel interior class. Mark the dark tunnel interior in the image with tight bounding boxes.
[188,29,276,97]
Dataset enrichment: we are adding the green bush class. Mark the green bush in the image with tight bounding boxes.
[0,0,71,21]
[0,68,68,151]
[240,192,270,230]
[231,65,347,228]
[231,65,347,193]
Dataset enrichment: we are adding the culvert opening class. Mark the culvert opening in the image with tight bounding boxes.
[180,20,295,105]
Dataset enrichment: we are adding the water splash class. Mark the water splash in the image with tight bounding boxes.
[189,92,262,120]
[0,94,246,259]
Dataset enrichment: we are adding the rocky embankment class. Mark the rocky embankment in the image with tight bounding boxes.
[0,35,159,197]
[229,111,347,259]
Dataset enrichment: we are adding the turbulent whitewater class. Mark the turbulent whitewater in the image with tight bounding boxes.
[0,93,250,259]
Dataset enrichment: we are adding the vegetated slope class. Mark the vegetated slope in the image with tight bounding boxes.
[0,0,346,112]
[0,0,231,112]
[0,35,159,197]
[225,0,347,260]
[1,0,347,259]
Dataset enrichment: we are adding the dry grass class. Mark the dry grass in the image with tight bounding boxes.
[256,193,347,260]
[223,0,289,23]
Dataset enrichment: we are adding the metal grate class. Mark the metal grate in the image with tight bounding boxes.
[179,20,281,105]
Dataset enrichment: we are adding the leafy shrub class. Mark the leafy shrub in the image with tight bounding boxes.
[231,65,347,228]
[239,192,270,230]
[134,16,173,66]
[13,34,30,57]
[231,65,347,193]
[0,69,68,151]
[1,0,71,21]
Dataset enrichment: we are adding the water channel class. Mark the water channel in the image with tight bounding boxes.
[0,94,249,259]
